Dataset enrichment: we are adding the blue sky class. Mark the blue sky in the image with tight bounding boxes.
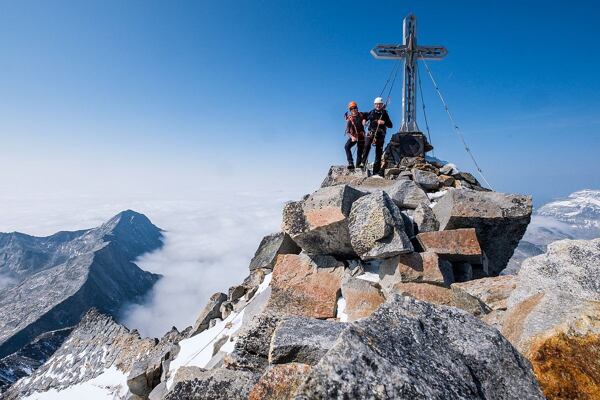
[0,1,598,205]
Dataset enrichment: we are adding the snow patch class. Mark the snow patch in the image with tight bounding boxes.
[356,272,380,283]
[21,366,127,400]
[336,297,348,323]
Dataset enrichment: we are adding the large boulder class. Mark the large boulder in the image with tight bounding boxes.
[501,238,600,399]
[433,189,532,275]
[321,165,368,188]
[340,275,385,321]
[508,238,600,307]
[416,228,482,264]
[390,283,490,317]
[294,295,544,399]
[452,275,516,311]
[413,203,439,233]
[282,185,365,258]
[379,252,454,290]
[267,254,345,319]
[348,191,413,260]
[164,367,258,400]
[248,363,311,400]
[355,178,430,209]
[412,168,440,191]
[269,316,345,365]
[249,232,301,271]
[189,293,227,337]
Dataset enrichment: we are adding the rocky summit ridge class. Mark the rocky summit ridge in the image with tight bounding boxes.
[7,158,600,399]
[0,210,164,391]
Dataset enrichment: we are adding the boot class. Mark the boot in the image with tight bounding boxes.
[347,163,355,170]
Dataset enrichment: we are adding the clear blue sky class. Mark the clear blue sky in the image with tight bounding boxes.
[0,1,598,205]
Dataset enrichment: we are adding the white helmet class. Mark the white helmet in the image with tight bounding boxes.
[374,97,384,104]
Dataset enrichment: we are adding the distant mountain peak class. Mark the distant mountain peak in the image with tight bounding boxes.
[537,189,600,229]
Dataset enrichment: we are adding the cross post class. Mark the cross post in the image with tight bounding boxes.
[371,14,447,132]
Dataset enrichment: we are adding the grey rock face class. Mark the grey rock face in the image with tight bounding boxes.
[295,295,544,400]
[0,210,163,388]
[321,165,369,188]
[282,185,365,258]
[189,293,227,337]
[164,367,258,400]
[248,232,301,271]
[348,191,413,260]
[6,309,160,399]
[269,316,345,365]
[0,328,72,391]
[508,238,600,308]
[412,168,440,191]
[433,189,532,275]
[387,180,430,209]
[225,313,281,373]
[413,203,439,233]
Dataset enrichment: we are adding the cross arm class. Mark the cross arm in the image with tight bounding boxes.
[371,44,408,59]
[416,46,448,60]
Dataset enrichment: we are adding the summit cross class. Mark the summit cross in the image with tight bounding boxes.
[371,14,447,133]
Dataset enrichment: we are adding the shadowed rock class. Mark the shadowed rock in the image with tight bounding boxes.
[294,295,543,400]
[341,276,385,321]
[164,367,258,400]
[269,316,345,365]
[282,185,365,258]
[249,232,301,271]
[379,252,454,290]
[189,293,227,337]
[433,189,532,275]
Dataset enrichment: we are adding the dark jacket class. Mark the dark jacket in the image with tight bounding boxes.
[344,111,368,139]
[365,108,393,134]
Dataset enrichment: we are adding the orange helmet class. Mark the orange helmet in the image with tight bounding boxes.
[348,101,358,109]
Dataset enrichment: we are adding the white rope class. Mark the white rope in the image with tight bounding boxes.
[420,57,494,190]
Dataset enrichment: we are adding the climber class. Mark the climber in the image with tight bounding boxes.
[361,97,393,175]
[344,101,368,170]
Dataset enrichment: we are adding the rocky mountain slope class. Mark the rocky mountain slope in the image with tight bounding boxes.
[506,189,600,274]
[8,157,563,399]
[0,210,163,391]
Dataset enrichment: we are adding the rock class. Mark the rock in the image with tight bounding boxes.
[508,238,600,307]
[387,179,430,209]
[384,168,401,178]
[219,301,234,320]
[452,262,473,282]
[190,292,227,337]
[439,163,458,175]
[282,185,365,258]
[454,171,479,186]
[438,174,455,187]
[433,189,532,275]
[500,239,600,399]
[340,276,385,321]
[391,283,490,317]
[416,228,482,263]
[294,295,544,399]
[400,156,424,168]
[379,252,454,290]
[248,232,301,271]
[190,293,227,337]
[164,367,258,400]
[267,254,345,319]
[148,381,166,400]
[413,203,439,233]
[320,165,368,188]
[226,313,281,372]
[208,318,221,329]
[269,316,345,365]
[348,191,413,260]
[248,363,311,400]
[502,291,600,399]
[127,355,164,397]
[412,168,440,191]
[451,275,516,311]
[228,285,247,302]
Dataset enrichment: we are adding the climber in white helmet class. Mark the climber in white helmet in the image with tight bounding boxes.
[360,97,393,175]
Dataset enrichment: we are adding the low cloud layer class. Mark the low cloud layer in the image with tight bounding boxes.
[0,189,302,338]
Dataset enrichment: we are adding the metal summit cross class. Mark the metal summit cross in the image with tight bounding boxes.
[371,14,447,132]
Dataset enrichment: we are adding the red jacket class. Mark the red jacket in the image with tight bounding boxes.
[344,111,367,140]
